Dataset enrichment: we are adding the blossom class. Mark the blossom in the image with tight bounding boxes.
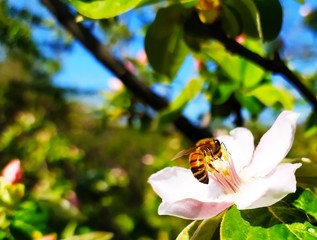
[1,159,23,184]
[148,111,301,220]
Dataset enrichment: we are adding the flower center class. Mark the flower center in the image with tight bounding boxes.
[208,150,240,193]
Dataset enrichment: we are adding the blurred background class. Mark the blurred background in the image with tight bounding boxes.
[1,0,317,239]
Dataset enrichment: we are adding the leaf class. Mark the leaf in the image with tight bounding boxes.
[155,78,204,128]
[213,82,236,104]
[235,92,263,115]
[176,212,224,240]
[221,3,242,37]
[203,41,265,87]
[252,0,283,41]
[221,0,282,40]
[145,5,190,79]
[247,84,294,110]
[221,189,317,240]
[68,0,142,19]
[221,0,258,37]
[62,231,113,240]
[293,188,317,220]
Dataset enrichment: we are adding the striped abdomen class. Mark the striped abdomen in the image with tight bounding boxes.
[189,151,209,184]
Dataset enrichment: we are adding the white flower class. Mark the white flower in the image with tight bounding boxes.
[148,111,302,220]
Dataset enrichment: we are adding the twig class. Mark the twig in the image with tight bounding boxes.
[207,22,317,111]
[41,0,212,142]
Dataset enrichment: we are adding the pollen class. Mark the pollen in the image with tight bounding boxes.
[209,153,241,193]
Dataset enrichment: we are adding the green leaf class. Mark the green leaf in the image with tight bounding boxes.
[293,188,317,220]
[0,182,25,205]
[203,41,265,87]
[155,78,204,128]
[221,189,317,240]
[213,82,236,104]
[62,231,113,240]
[247,84,294,109]
[145,5,190,79]
[221,0,282,40]
[221,0,258,37]
[252,0,283,41]
[221,4,242,37]
[176,212,224,240]
[235,92,263,115]
[68,0,142,19]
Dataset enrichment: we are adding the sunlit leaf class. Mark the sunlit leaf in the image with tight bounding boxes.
[235,92,263,115]
[247,84,294,109]
[176,212,224,240]
[62,231,113,240]
[156,78,204,128]
[293,188,317,220]
[68,0,142,19]
[145,5,190,79]
[213,82,237,104]
[203,41,265,87]
[221,189,317,240]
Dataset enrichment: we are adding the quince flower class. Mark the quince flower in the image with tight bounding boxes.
[149,111,301,220]
[2,159,23,184]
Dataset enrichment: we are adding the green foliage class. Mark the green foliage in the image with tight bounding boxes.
[68,0,143,19]
[4,0,317,239]
[155,78,204,128]
[176,189,317,240]
[176,213,224,240]
[247,84,294,110]
[221,189,317,240]
[219,0,282,40]
[145,5,190,79]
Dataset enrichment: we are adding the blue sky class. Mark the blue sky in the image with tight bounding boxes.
[9,0,317,125]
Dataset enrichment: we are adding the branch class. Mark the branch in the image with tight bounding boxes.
[207,22,317,111]
[41,0,212,142]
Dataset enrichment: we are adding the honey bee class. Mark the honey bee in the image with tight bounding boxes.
[172,138,226,184]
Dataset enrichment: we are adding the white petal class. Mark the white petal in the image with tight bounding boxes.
[158,199,233,220]
[235,163,301,209]
[249,111,299,177]
[217,127,254,173]
[148,167,224,202]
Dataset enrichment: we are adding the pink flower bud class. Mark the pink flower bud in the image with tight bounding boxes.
[2,159,23,184]
[37,233,57,240]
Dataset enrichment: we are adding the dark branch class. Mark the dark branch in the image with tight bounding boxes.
[41,0,212,142]
[207,23,317,111]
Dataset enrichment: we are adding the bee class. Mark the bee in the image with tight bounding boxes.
[172,138,225,184]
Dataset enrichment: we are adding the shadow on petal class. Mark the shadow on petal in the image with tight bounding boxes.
[158,198,233,220]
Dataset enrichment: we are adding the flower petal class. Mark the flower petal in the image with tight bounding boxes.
[158,198,233,220]
[249,111,299,176]
[217,127,254,173]
[2,159,23,184]
[148,167,224,202]
[235,163,301,209]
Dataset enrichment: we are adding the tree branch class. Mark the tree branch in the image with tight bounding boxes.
[41,0,212,142]
[207,22,317,111]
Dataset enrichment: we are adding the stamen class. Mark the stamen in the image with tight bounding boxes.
[209,153,240,193]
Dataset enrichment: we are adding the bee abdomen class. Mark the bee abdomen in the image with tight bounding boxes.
[189,152,209,184]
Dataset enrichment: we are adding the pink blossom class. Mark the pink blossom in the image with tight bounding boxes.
[136,50,147,65]
[108,77,123,91]
[149,111,301,220]
[2,159,23,184]
[36,234,57,240]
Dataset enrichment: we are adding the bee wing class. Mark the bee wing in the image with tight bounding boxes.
[171,147,195,160]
